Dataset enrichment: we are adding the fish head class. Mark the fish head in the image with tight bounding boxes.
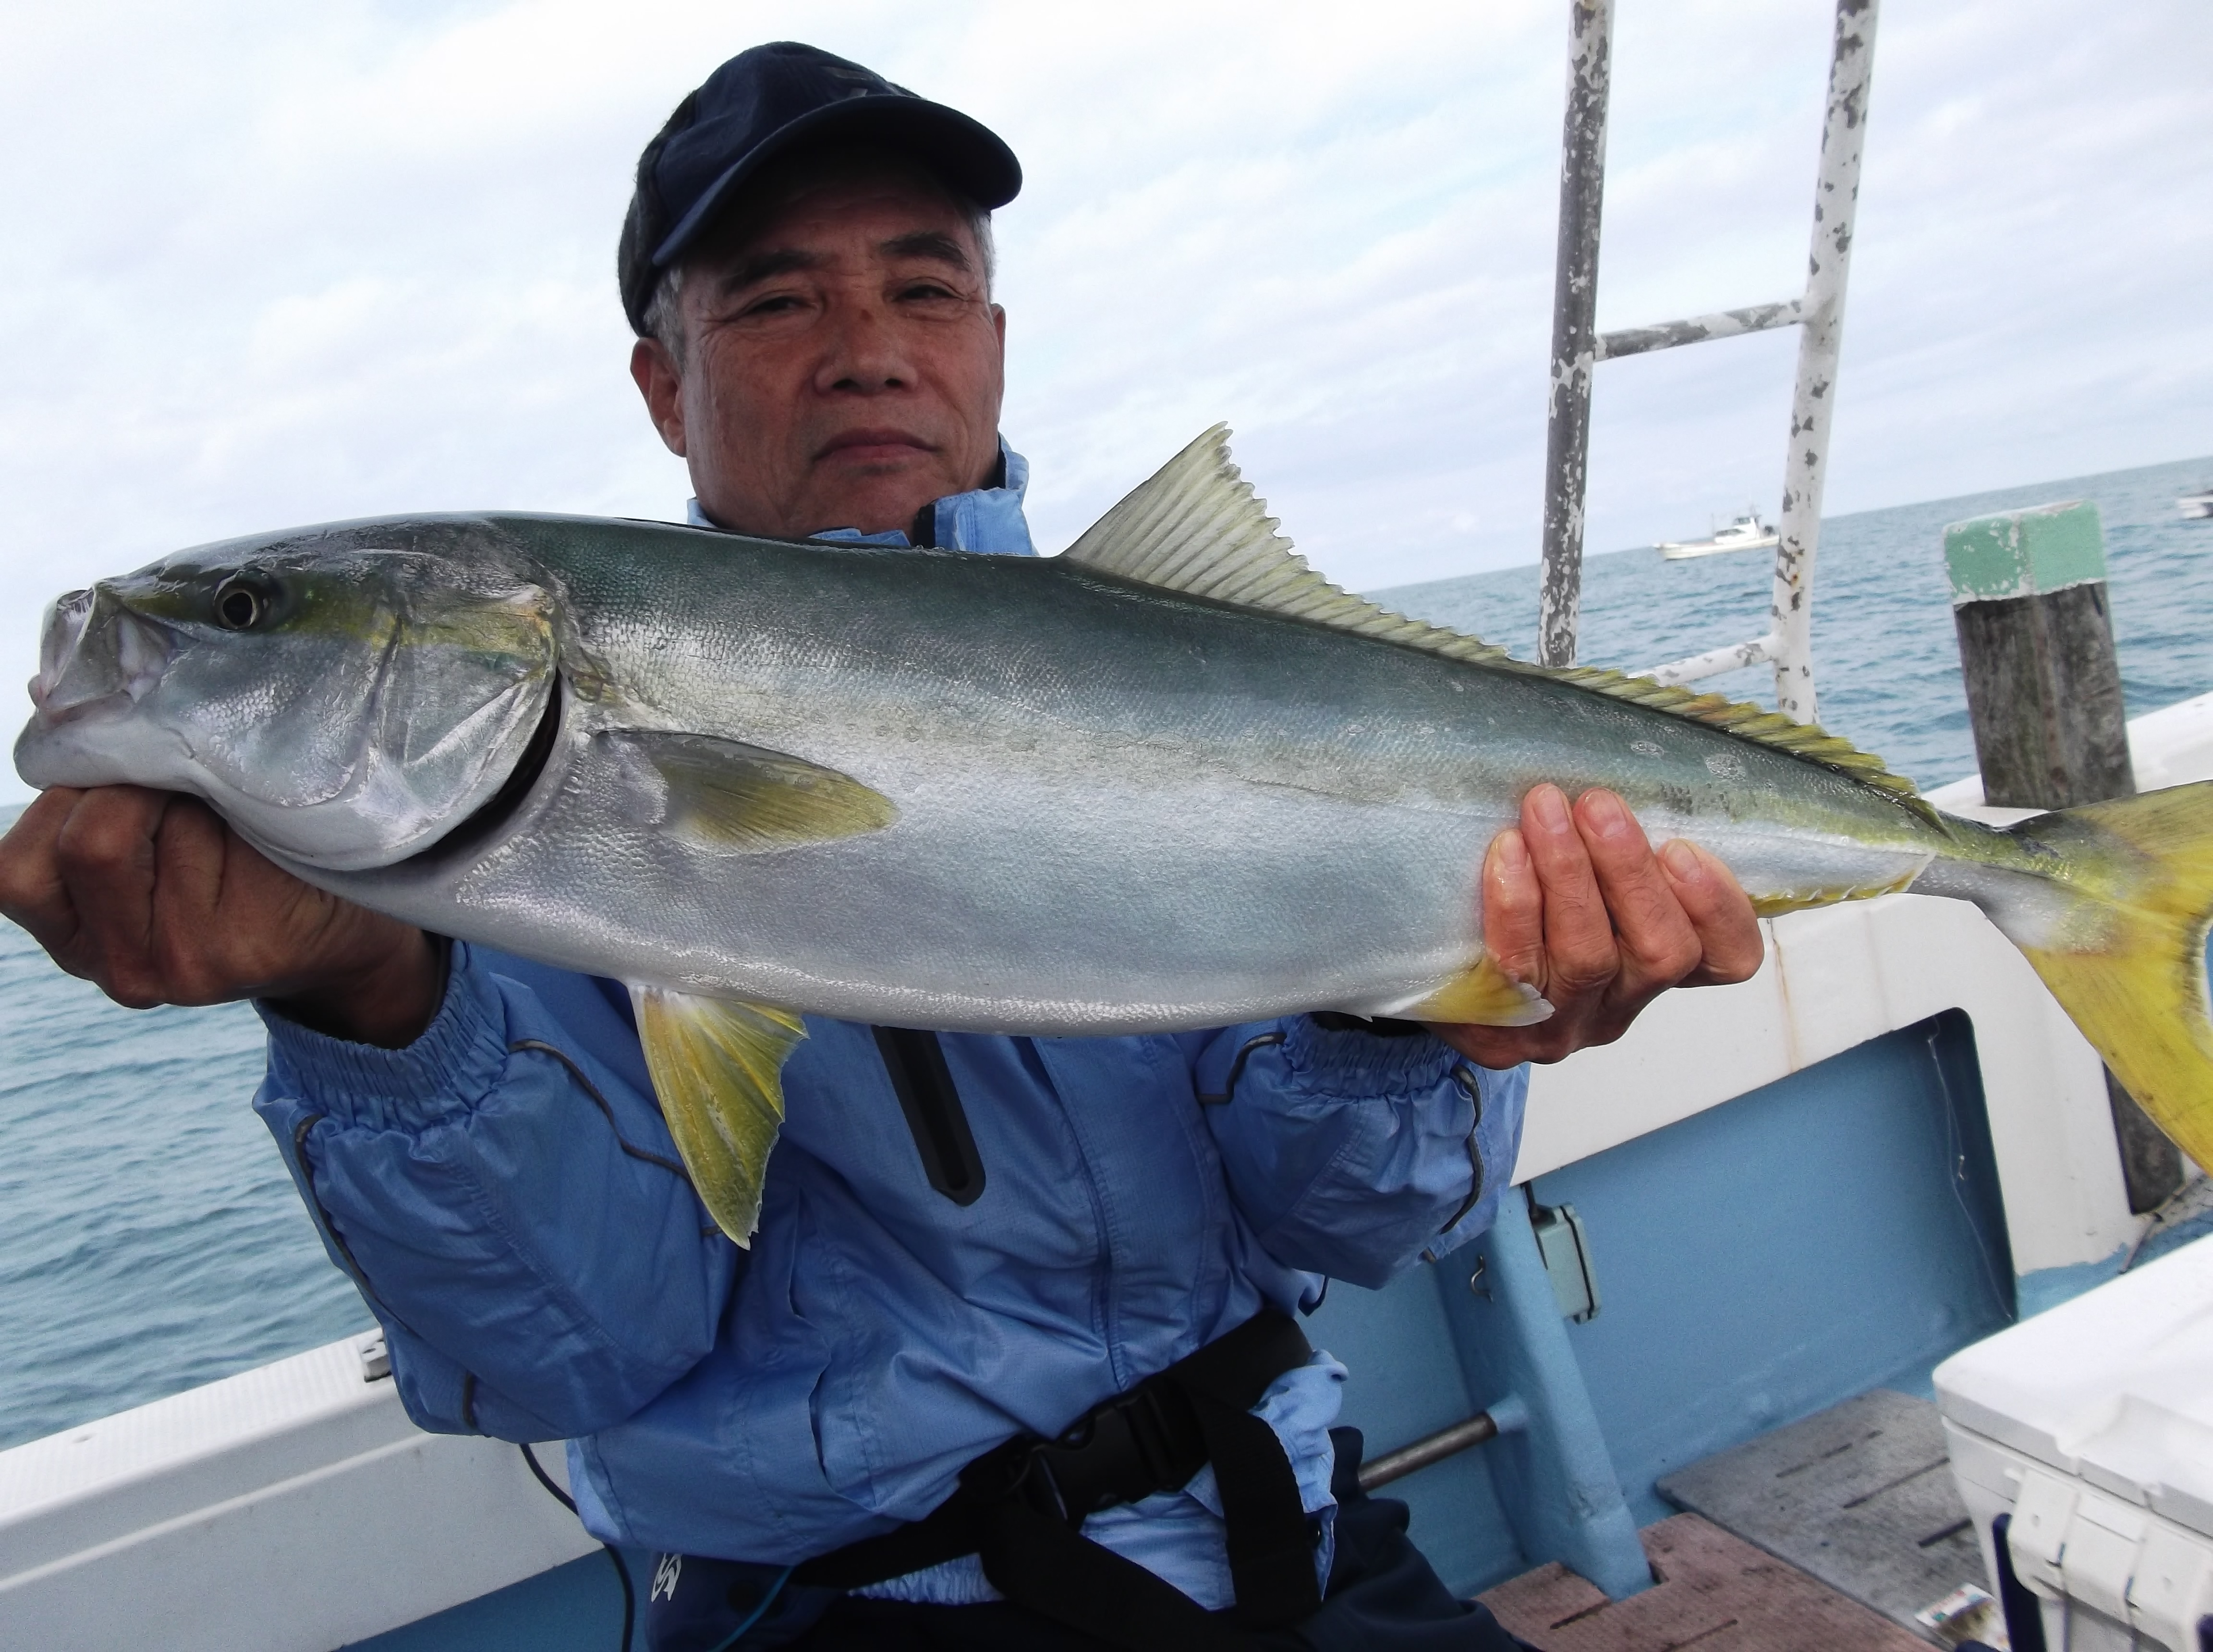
[16,529,558,871]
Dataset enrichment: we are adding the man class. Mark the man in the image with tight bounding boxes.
[0,42,1761,1652]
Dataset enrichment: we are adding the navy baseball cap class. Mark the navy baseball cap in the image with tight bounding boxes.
[619,42,1022,335]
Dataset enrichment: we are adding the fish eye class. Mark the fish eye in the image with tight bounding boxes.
[212,575,275,631]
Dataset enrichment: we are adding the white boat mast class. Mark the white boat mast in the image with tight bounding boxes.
[1535,0,1880,724]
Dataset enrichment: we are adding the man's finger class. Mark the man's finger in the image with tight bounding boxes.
[1480,828,1545,986]
[52,786,171,1005]
[0,789,89,954]
[151,797,241,1001]
[1518,783,1617,996]
[1574,789,1702,995]
[1658,839,1766,986]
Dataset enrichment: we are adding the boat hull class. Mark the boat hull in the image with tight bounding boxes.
[1658,534,1779,560]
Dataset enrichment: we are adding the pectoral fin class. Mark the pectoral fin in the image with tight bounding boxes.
[1399,953,1555,1026]
[604,729,896,854]
[631,986,807,1245]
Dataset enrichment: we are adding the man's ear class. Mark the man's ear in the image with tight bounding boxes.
[631,337,689,457]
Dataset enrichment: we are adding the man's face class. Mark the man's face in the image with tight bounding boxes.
[631,160,1007,539]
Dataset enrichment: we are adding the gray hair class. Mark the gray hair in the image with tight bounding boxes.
[643,193,995,364]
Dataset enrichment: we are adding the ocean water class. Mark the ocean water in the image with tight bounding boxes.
[1376,453,2213,792]
[0,949,366,1449]
[0,455,2206,1451]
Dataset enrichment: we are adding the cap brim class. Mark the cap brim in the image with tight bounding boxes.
[653,96,1021,269]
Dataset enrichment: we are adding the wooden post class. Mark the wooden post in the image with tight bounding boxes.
[1944,500,2185,1213]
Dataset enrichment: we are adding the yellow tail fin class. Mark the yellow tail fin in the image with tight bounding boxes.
[2007,780,2213,1171]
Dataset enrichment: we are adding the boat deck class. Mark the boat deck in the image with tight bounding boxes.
[1480,1514,1934,1652]
[1657,1390,1980,1641]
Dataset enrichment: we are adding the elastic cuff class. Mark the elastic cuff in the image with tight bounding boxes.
[1279,1014,1458,1096]
[257,942,510,1131]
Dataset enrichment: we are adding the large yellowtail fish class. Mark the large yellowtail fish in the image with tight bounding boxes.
[16,429,2213,1240]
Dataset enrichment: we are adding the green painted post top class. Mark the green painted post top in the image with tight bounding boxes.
[1942,499,2107,606]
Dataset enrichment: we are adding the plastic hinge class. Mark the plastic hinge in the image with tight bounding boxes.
[359,1333,392,1383]
[2007,1470,2078,1596]
[2129,1524,2213,1650]
[2061,1492,2146,1622]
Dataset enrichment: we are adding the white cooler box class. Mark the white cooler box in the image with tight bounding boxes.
[1935,1232,2213,1652]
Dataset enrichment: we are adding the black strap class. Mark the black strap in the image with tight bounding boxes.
[794,1310,1320,1646]
[873,1027,986,1206]
[977,1497,1252,1651]
[1180,1366,1323,1622]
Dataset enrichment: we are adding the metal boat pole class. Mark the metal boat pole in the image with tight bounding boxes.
[1536,0,1615,669]
[1609,0,1883,708]
[1768,0,1879,723]
[1357,1410,1503,1492]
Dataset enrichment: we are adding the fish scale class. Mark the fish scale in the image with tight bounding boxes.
[17,426,2213,1245]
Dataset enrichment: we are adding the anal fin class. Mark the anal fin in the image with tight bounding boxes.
[631,986,807,1246]
[1396,953,1555,1026]
[1747,868,1919,920]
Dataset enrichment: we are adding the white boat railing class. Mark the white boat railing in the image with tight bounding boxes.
[1535,0,1880,725]
[0,1333,599,1652]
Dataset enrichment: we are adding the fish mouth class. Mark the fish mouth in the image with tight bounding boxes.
[29,587,175,723]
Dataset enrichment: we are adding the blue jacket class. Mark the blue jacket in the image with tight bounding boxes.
[252,447,1527,1610]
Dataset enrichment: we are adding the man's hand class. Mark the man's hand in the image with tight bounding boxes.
[0,786,444,1048]
[1429,784,1764,1069]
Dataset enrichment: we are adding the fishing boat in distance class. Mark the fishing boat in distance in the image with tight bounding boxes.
[2178,485,2213,520]
[1655,509,1780,560]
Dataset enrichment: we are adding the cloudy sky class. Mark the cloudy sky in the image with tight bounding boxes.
[0,0,2206,800]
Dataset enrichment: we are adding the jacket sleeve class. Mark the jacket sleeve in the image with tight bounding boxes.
[251,943,739,1442]
[1195,1018,1528,1289]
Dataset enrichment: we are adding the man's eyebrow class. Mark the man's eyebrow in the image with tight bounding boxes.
[880,230,973,273]
[713,247,826,294]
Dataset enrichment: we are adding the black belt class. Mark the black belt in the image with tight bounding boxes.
[794,1308,1322,1650]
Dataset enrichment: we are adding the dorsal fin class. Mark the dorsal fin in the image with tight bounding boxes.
[1062,425,1517,667]
[1061,426,1933,819]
